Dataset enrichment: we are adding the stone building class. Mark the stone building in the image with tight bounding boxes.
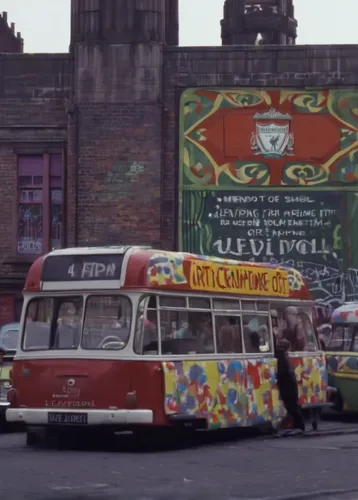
[0,0,357,323]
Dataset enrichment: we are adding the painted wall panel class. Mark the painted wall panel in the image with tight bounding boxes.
[178,89,358,308]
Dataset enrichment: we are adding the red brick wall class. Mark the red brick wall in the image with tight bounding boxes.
[67,103,162,248]
[0,54,70,290]
[0,295,14,324]
[70,42,164,249]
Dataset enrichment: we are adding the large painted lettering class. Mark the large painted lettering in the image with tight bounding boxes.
[189,260,289,297]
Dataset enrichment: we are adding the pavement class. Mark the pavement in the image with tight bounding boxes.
[1,417,358,500]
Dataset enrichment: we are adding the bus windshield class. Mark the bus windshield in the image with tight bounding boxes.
[22,295,131,351]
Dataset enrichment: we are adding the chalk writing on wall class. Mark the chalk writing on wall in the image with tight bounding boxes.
[181,190,345,307]
[99,161,145,202]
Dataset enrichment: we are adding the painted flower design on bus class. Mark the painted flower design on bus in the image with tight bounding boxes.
[162,356,326,430]
[147,252,187,286]
[287,269,305,291]
[327,355,358,374]
[269,259,305,292]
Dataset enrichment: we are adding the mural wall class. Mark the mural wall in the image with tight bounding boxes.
[178,89,358,310]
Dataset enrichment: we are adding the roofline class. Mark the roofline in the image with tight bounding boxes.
[46,246,152,257]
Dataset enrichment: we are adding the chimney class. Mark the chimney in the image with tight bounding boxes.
[10,22,15,33]
[2,12,7,22]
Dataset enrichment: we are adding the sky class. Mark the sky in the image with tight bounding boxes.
[1,0,356,53]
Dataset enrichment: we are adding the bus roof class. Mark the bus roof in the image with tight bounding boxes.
[331,302,358,324]
[23,246,311,300]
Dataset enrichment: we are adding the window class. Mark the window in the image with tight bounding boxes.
[163,309,214,355]
[23,296,83,350]
[213,299,239,310]
[134,296,159,354]
[133,295,215,355]
[215,315,242,354]
[270,305,317,352]
[17,154,63,256]
[82,296,131,350]
[242,314,271,353]
[189,298,210,309]
[326,326,352,352]
[159,296,186,308]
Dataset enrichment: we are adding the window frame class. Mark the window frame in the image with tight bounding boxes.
[270,301,319,353]
[326,324,354,352]
[16,151,65,258]
[133,292,288,358]
[241,312,272,354]
[81,294,132,351]
[22,295,84,351]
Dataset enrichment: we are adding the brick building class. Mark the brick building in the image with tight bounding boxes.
[0,0,357,323]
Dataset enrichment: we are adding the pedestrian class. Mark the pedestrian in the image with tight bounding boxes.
[273,332,305,433]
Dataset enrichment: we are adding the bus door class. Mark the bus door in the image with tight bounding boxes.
[240,303,283,428]
[271,304,327,408]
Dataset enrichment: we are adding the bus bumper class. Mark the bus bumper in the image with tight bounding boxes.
[0,401,10,415]
[6,408,153,426]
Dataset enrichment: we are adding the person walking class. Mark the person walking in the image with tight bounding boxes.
[273,332,305,433]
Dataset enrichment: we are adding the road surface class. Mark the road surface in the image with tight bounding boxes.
[1,420,358,499]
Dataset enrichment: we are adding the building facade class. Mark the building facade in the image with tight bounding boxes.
[0,0,358,323]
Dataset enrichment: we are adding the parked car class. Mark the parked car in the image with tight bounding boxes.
[0,323,20,430]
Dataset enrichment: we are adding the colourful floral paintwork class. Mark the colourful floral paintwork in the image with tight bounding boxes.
[270,259,305,292]
[290,355,328,405]
[326,354,358,411]
[331,303,358,324]
[147,252,187,286]
[145,250,308,299]
[162,355,327,429]
[326,354,358,375]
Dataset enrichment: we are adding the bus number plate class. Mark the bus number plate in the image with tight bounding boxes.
[47,412,88,425]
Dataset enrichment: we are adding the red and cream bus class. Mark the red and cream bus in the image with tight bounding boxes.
[6,246,331,445]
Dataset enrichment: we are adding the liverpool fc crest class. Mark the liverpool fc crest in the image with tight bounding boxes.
[250,108,294,158]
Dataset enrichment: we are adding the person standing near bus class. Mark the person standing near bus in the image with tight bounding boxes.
[271,309,305,433]
[282,306,306,352]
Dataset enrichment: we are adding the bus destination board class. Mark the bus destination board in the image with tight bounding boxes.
[41,254,124,282]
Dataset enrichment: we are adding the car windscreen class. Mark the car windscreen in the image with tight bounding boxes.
[0,328,19,350]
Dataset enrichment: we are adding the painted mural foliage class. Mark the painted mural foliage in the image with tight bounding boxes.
[179,88,358,309]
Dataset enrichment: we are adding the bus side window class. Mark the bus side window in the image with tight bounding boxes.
[215,316,242,354]
[271,305,308,352]
[326,326,351,352]
[160,310,214,354]
[242,315,270,353]
[351,327,358,351]
[134,296,159,355]
[297,310,317,352]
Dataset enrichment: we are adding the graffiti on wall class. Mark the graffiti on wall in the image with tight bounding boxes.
[179,89,358,308]
[99,161,145,202]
